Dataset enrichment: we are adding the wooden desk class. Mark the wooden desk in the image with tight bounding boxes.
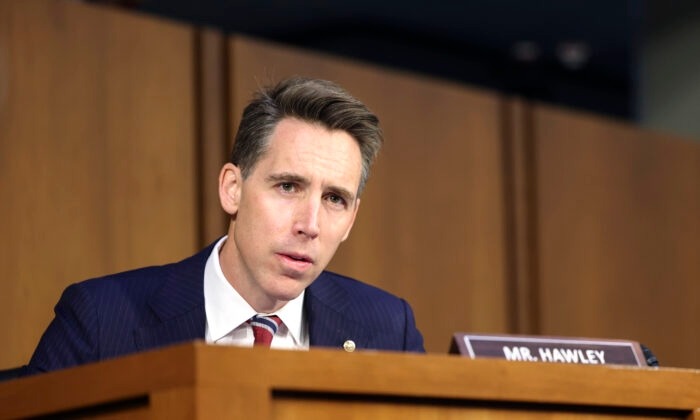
[1,342,699,418]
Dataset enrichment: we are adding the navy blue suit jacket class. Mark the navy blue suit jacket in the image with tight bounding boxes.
[26,243,424,375]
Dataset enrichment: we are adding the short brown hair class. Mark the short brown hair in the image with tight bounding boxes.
[230,77,383,195]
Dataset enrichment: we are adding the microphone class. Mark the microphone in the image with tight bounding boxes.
[640,344,659,367]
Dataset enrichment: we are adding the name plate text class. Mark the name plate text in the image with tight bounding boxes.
[450,334,645,366]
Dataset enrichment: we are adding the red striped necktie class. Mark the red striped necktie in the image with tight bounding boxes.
[248,315,282,347]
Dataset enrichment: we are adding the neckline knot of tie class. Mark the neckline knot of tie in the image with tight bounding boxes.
[248,315,281,347]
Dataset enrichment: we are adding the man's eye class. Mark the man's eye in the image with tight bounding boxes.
[327,194,347,207]
[279,183,295,193]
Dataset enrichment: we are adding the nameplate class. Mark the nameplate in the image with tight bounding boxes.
[450,333,645,366]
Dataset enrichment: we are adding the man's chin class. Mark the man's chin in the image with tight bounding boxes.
[278,263,318,279]
[269,276,313,299]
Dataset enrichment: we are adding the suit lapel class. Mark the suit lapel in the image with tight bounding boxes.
[306,273,371,350]
[134,245,213,351]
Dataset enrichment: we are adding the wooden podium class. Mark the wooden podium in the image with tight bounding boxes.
[1,342,699,419]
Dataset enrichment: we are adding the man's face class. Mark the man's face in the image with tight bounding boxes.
[218,118,362,312]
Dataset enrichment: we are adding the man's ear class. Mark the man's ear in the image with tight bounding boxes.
[341,198,360,242]
[219,163,242,216]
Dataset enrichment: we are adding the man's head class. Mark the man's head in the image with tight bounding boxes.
[218,78,383,312]
[230,77,383,196]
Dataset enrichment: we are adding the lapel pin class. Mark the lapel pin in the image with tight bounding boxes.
[343,340,356,352]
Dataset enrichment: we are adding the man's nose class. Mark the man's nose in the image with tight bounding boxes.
[294,197,320,239]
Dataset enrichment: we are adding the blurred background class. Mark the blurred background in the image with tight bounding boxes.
[2,0,699,370]
[88,0,700,141]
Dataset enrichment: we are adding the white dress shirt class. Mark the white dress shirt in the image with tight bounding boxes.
[203,236,309,349]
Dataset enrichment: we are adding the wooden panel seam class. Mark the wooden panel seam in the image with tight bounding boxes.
[501,98,541,334]
[194,28,229,247]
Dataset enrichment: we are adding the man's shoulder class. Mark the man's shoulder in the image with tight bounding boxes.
[75,264,171,293]
[312,271,404,303]
[65,244,213,300]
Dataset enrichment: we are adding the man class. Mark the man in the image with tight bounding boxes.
[25,77,424,375]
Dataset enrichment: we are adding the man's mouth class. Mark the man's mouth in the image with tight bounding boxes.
[277,252,314,277]
[279,253,314,264]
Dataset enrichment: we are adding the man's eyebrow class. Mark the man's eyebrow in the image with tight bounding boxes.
[328,185,356,204]
[265,172,309,185]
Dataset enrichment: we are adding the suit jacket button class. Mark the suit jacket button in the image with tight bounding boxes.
[343,340,356,352]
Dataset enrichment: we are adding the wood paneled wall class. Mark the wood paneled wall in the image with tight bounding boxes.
[0,0,199,368]
[531,105,700,368]
[229,37,512,353]
[2,0,699,370]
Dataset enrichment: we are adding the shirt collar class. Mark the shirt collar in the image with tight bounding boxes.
[203,236,306,344]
